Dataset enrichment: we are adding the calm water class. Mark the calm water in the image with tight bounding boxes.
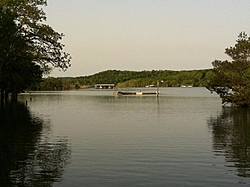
[1,87,250,186]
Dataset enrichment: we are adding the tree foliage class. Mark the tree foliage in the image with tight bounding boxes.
[207,32,250,107]
[0,0,71,103]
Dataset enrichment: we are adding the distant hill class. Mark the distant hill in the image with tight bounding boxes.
[30,69,213,90]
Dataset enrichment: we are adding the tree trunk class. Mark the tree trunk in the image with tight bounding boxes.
[11,87,18,103]
[4,90,9,104]
[0,89,4,105]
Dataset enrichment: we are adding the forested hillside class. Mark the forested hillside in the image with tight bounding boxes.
[30,69,213,91]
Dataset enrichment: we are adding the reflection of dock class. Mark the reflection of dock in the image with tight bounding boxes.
[113,91,159,96]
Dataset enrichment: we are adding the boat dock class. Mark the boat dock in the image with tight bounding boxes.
[95,84,115,89]
[113,80,163,97]
[113,91,159,96]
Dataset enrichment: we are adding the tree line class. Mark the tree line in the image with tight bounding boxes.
[31,69,213,91]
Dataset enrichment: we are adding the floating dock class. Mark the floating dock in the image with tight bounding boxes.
[113,91,159,96]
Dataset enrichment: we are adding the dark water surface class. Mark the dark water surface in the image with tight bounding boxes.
[1,87,250,186]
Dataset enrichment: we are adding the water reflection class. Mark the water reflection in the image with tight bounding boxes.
[0,103,71,186]
[208,107,250,178]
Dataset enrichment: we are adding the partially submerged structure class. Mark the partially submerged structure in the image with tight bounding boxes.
[113,91,159,96]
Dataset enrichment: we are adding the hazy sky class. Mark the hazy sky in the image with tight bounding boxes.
[44,0,250,77]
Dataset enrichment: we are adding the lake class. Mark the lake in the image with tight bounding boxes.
[1,87,250,186]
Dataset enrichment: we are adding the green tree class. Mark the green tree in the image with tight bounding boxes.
[208,32,250,107]
[0,0,71,103]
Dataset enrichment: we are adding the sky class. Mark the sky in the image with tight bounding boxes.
[43,0,250,77]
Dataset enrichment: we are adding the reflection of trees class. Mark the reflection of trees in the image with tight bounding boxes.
[0,103,71,186]
[208,107,250,177]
